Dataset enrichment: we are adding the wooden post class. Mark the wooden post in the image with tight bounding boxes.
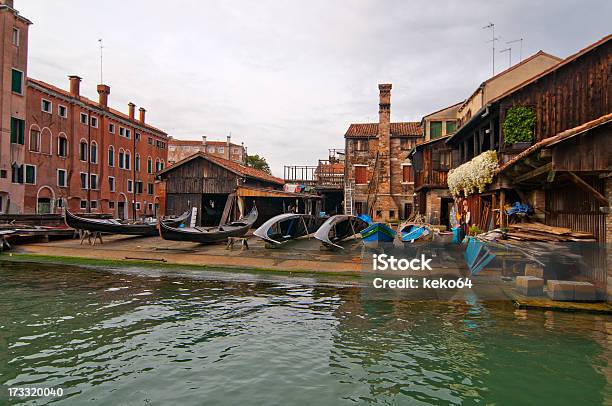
[500,190,506,228]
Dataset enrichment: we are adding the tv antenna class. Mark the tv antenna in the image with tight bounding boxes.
[507,38,524,61]
[98,38,104,84]
[500,47,512,68]
[482,22,499,76]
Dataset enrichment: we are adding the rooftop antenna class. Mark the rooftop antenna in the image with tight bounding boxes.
[482,22,498,76]
[507,38,524,61]
[98,38,104,84]
[500,47,512,68]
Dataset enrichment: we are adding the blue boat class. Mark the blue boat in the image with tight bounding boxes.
[399,223,432,243]
[359,219,396,244]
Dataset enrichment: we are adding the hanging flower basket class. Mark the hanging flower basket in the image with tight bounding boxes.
[447,150,499,197]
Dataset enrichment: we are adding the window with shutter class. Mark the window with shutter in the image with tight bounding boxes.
[11,69,23,94]
[10,117,25,144]
[402,165,413,183]
[430,121,442,139]
[355,166,367,185]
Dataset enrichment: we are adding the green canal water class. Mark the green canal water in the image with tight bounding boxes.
[0,261,610,405]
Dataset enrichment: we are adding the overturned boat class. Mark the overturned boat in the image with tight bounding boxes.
[159,206,258,244]
[253,213,322,245]
[399,222,434,243]
[64,208,190,237]
[360,222,397,245]
[313,214,369,249]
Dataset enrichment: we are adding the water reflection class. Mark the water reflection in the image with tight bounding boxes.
[0,262,609,405]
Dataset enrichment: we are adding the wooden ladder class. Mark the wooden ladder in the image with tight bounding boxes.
[344,180,354,215]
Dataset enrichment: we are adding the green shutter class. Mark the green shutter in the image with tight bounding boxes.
[446,121,457,134]
[430,121,442,139]
[25,165,35,184]
[10,117,24,144]
[11,69,22,93]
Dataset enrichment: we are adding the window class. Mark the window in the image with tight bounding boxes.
[57,169,67,187]
[147,157,153,174]
[80,200,87,209]
[135,202,141,210]
[109,201,115,209]
[148,137,153,145]
[108,123,115,134]
[389,210,395,219]
[11,163,23,184]
[402,163,413,183]
[80,172,88,189]
[80,112,88,124]
[135,154,140,172]
[400,138,415,151]
[148,203,153,212]
[41,99,52,113]
[218,147,224,153]
[354,165,367,185]
[90,200,98,209]
[155,159,161,172]
[108,146,115,167]
[135,181,143,194]
[10,117,25,144]
[58,105,67,118]
[90,174,98,190]
[108,176,115,192]
[430,121,442,139]
[125,129,131,139]
[90,142,98,164]
[58,136,68,157]
[57,199,64,208]
[119,127,125,136]
[25,165,36,184]
[118,149,125,169]
[79,141,88,161]
[90,116,98,128]
[354,139,368,151]
[446,121,457,134]
[125,151,131,170]
[207,146,215,153]
[440,151,452,170]
[12,27,19,46]
[29,129,41,152]
[11,69,23,94]
[127,179,133,193]
[147,183,154,195]
[135,132,140,141]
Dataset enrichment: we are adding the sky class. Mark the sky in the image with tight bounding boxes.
[19,0,611,176]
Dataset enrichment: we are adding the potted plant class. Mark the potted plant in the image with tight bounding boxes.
[502,106,536,151]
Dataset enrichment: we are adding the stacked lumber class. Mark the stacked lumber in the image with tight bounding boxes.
[506,222,595,242]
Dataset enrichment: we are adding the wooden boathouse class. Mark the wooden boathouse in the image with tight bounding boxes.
[158,153,321,226]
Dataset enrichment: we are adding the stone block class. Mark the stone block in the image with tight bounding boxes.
[572,282,596,301]
[516,276,544,296]
[524,263,544,278]
[546,280,574,301]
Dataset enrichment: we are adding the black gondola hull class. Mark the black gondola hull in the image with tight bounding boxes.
[64,209,189,236]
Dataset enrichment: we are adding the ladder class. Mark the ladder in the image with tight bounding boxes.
[344,180,354,215]
[365,152,381,217]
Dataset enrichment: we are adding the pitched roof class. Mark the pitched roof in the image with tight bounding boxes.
[169,139,243,148]
[496,112,612,174]
[344,122,421,138]
[27,78,167,136]
[159,152,284,185]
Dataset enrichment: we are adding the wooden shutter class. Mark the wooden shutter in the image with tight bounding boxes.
[11,69,22,93]
[403,165,413,182]
[355,166,367,184]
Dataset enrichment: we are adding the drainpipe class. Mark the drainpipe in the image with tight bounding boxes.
[132,124,137,222]
[87,110,92,213]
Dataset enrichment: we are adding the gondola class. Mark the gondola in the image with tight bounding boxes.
[313,214,369,249]
[253,213,322,245]
[64,208,190,237]
[159,206,258,244]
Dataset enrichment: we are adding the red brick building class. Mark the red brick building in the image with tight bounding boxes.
[0,0,169,218]
[343,84,423,221]
[168,136,246,166]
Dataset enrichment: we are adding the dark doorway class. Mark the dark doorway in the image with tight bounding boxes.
[355,201,365,215]
[37,198,51,214]
[118,201,126,220]
[201,194,229,226]
[404,203,413,219]
[440,197,454,229]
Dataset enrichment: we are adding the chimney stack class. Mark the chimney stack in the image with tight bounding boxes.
[128,102,135,120]
[0,1,15,9]
[97,84,110,108]
[138,107,146,123]
[68,75,81,97]
[377,83,392,195]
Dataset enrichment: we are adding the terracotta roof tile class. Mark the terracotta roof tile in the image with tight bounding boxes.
[344,122,422,138]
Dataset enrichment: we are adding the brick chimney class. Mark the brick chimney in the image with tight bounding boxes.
[377,84,392,194]
[138,107,146,123]
[97,84,110,107]
[226,135,231,159]
[68,75,81,97]
[0,1,15,8]
[128,102,135,120]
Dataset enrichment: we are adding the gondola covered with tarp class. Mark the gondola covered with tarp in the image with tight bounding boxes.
[313,214,369,249]
[253,213,322,245]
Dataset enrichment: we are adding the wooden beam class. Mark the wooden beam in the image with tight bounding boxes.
[514,162,553,184]
[566,172,608,206]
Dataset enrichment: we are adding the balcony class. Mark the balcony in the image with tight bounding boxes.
[415,169,448,191]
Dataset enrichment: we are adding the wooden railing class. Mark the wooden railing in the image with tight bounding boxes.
[415,169,448,188]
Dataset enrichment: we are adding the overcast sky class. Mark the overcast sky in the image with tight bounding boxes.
[19,0,611,176]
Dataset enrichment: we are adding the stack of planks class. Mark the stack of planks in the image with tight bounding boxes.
[506,222,595,242]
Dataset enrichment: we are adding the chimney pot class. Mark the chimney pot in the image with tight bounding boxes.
[138,107,146,123]
[68,75,81,97]
[96,84,110,107]
[128,102,135,120]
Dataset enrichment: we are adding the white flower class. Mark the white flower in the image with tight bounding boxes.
[447,150,498,197]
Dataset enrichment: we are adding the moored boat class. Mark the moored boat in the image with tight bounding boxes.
[399,222,433,243]
[360,222,396,244]
[159,206,258,243]
[253,213,322,245]
[313,214,369,249]
[64,208,190,237]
